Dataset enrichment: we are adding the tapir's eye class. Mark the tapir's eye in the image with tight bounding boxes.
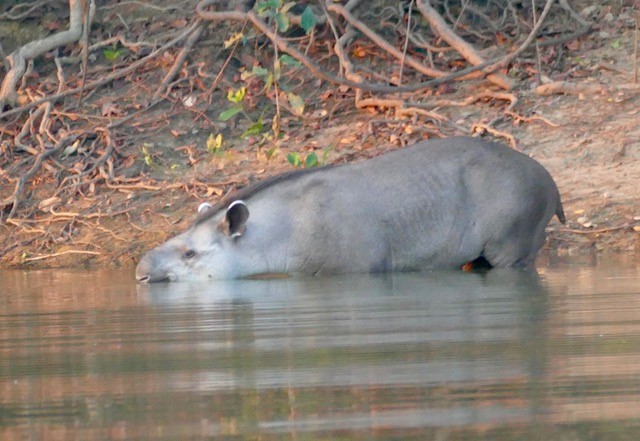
[183,249,197,259]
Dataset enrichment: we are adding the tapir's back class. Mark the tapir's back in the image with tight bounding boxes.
[255,136,564,272]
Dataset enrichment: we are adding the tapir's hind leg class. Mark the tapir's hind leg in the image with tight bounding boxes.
[482,217,548,269]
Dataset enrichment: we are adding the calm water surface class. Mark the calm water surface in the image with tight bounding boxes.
[1,260,640,440]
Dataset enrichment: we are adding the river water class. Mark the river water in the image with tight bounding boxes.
[1,260,640,440]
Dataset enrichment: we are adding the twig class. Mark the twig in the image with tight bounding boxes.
[415,0,515,90]
[327,2,448,79]
[535,81,606,96]
[0,41,10,72]
[1,134,81,220]
[504,110,559,128]
[635,15,639,84]
[398,0,414,84]
[486,0,555,72]
[204,21,247,105]
[558,224,636,235]
[0,0,48,20]
[470,124,517,148]
[531,0,542,85]
[196,0,492,94]
[153,22,204,100]
[558,0,591,28]
[76,0,96,108]
[23,249,101,262]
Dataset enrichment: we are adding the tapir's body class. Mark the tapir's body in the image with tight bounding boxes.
[136,137,565,282]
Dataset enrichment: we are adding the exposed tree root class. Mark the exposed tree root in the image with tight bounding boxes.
[0,0,84,108]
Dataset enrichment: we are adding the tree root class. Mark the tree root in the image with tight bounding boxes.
[0,0,84,108]
[1,134,81,220]
[0,22,201,120]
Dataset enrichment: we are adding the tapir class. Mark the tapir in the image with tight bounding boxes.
[135,136,565,282]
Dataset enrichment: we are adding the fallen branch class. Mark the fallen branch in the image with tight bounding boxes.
[327,2,447,79]
[196,0,504,94]
[415,0,515,90]
[486,0,555,72]
[557,223,638,234]
[535,81,606,96]
[0,22,201,120]
[470,124,517,148]
[0,0,83,108]
[23,249,101,262]
[153,22,205,100]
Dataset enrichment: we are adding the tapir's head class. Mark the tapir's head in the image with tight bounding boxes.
[135,201,250,282]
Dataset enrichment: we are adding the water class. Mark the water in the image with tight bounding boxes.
[1,261,640,440]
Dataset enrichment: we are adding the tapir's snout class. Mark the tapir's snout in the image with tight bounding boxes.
[135,252,174,283]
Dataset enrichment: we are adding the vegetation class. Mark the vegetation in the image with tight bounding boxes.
[1,0,637,266]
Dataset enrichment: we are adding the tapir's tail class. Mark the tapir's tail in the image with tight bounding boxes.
[555,200,566,224]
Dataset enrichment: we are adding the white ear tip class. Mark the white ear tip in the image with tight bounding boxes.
[198,202,213,213]
[227,200,246,209]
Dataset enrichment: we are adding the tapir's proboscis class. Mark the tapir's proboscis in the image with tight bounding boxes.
[135,137,565,282]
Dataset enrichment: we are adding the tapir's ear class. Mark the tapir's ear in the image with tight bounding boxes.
[197,202,213,214]
[222,200,249,239]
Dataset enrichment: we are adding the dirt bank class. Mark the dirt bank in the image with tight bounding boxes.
[1,1,638,269]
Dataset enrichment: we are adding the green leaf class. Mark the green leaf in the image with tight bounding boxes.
[242,117,264,138]
[224,32,244,49]
[281,1,295,14]
[103,47,124,62]
[264,72,274,91]
[321,146,333,163]
[287,152,301,166]
[265,145,278,160]
[241,65,269,81]
[279,54,301,67]
[206,133,224,153]
[610,39,622,49]
[275,11,290,32]
[300,6,317,34]
[305,152,318,168]
[252,65,270,78]
[287,92,305,116]
[219,107,241,121]
[227,87,246,103]
[256,0,281,14]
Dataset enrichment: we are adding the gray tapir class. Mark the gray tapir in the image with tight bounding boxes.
[135,136,565,282]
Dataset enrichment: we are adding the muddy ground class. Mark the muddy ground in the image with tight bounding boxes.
[0,1,639,269]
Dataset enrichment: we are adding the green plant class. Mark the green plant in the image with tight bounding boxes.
[103,45,125,63]
[140,143,156,167]
[219,87,266,139]
[206,133,224,154]
[255,0,317,35]
[217,1,317,142]
[286,146,332,168]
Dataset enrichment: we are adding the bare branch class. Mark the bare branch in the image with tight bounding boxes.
[153,24,205,100]
[1,134,81,220]
[415,0,515,90]
[0,0,83,108]
[327,2,448,79]
[0,22,201,120]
